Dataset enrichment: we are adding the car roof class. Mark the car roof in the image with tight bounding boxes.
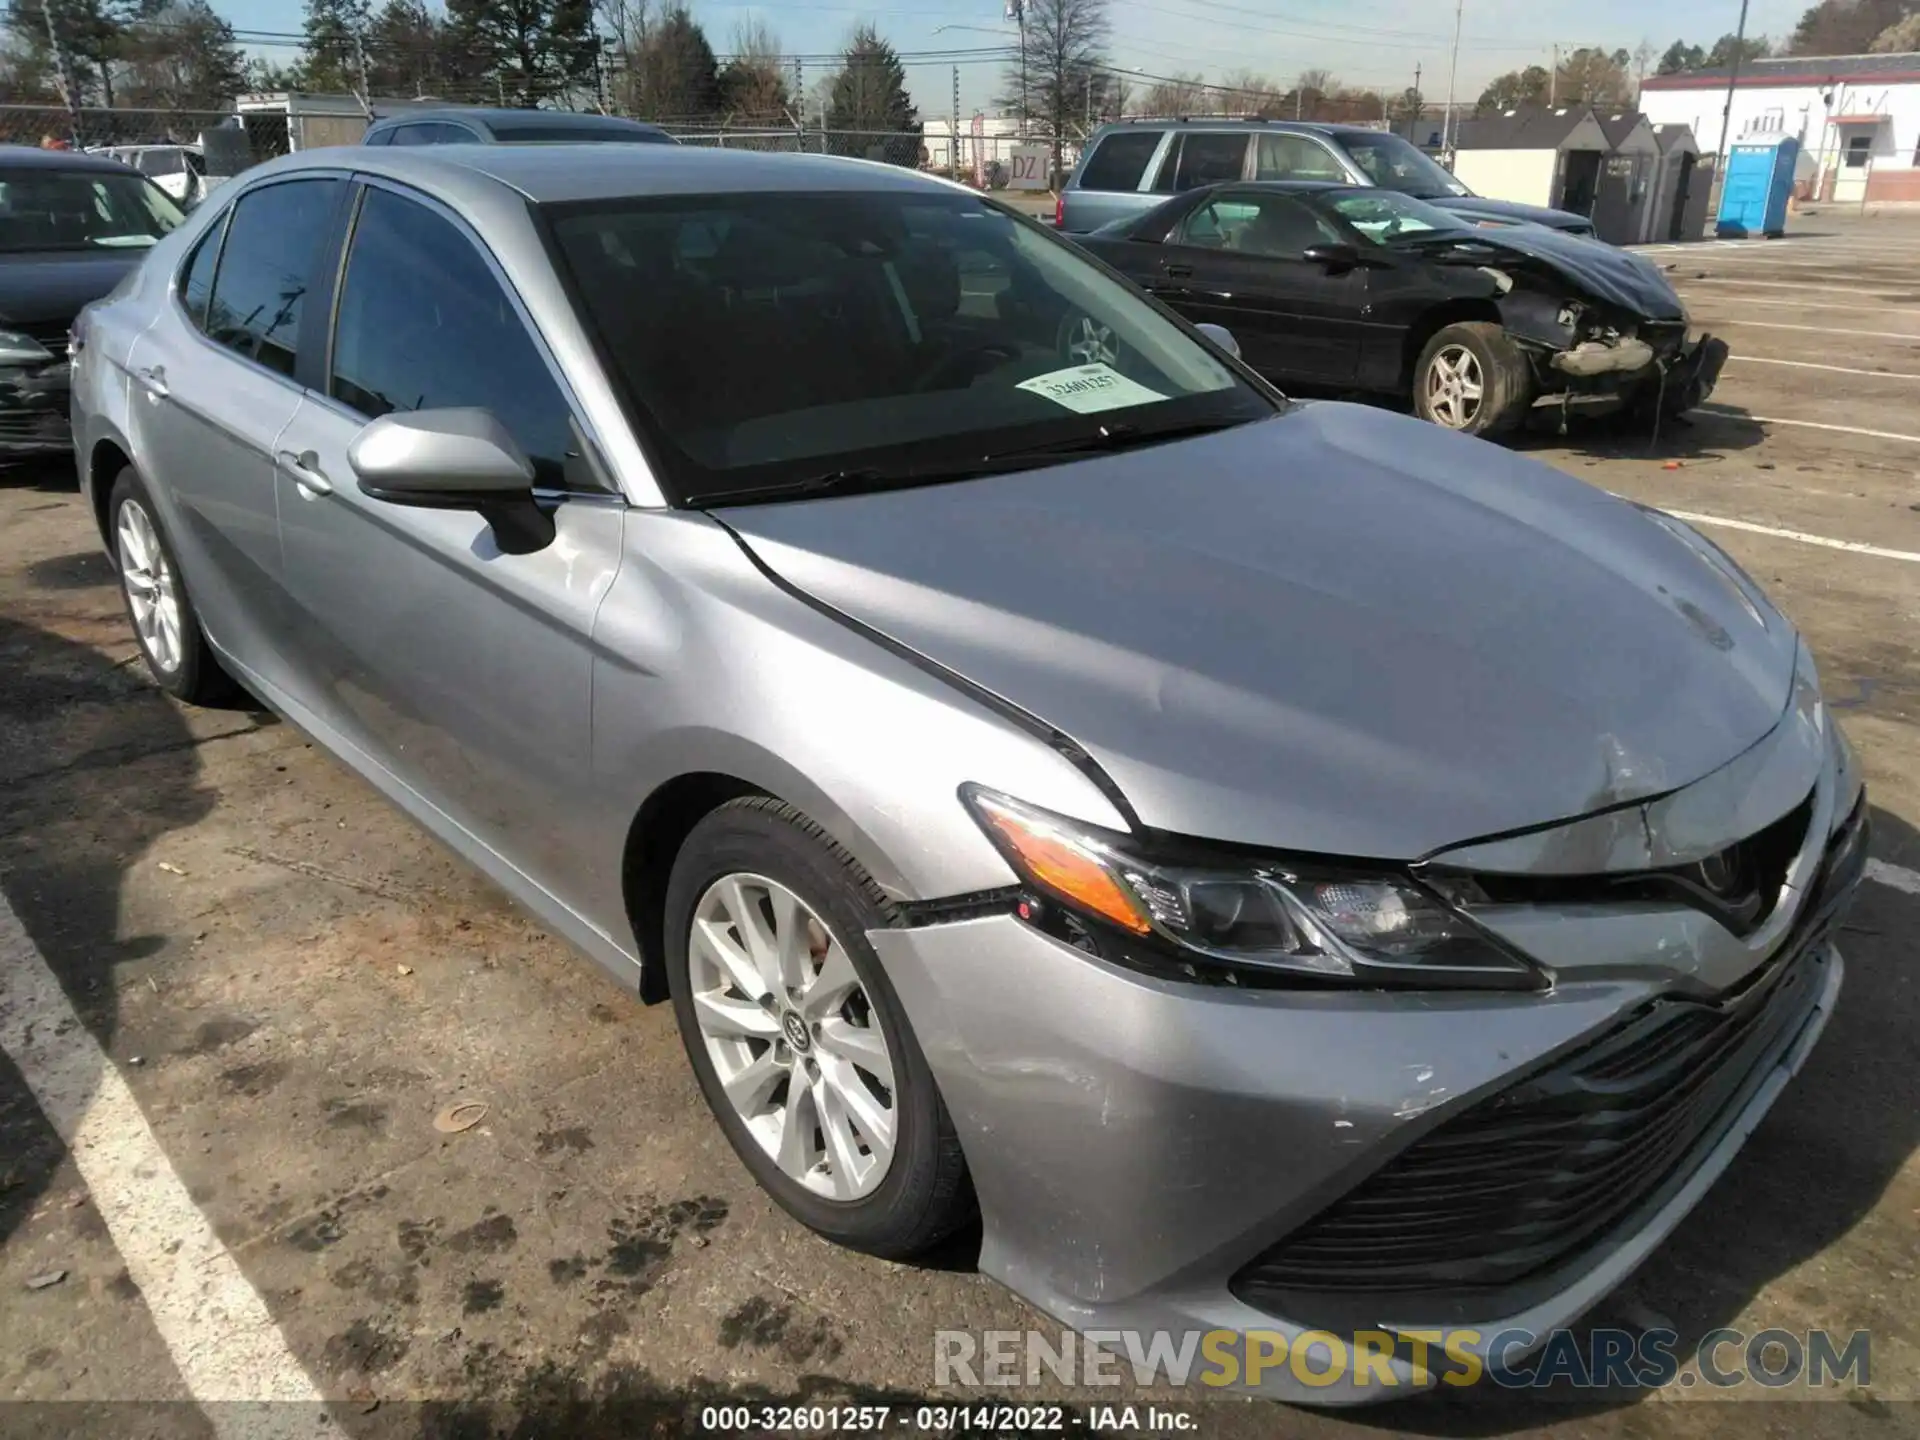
[260,142,961,205]
[1097,118,1384,139]
[369,108,668,135]
[0,144,137,173]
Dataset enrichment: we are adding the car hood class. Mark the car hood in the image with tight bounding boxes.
[1417,224,1685,318]
[719,402,1796,860]
[1430,195,1592,232]
[0,251,142,328]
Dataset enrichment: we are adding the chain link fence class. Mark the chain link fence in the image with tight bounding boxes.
[1,104,235,152]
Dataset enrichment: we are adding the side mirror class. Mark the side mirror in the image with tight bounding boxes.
[348,408,554,555]
[1194,322,1240,359]
[1303,242,1365,273]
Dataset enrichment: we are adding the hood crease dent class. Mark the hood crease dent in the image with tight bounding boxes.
[720,404,1795,860]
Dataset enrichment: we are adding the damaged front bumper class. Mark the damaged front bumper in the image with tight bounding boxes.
[0,358,74,456]
[1535,328,1730,420]
[874,685,1861,1403]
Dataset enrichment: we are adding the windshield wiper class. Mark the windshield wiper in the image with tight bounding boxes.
[696,416,1259,507]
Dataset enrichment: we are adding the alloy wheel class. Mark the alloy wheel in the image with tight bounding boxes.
[116,499,183,675]
[1065,314,1120,367]
[1425,344,1485,429]
[687,873,897,1200]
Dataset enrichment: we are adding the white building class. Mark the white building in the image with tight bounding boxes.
[1639,52,1920,205]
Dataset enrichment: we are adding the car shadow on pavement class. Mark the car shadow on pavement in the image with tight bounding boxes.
[0,456,80,496]
[0,614,218,1248]
[1510,403,1770,466]
[1356,802,1918,1430]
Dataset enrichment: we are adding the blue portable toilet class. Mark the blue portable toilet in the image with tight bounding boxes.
[1716,135,1799,238]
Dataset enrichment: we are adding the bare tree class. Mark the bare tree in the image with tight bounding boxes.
[1140,72,1209,118]
[718,17,790,123]
[1008,0,1110,182]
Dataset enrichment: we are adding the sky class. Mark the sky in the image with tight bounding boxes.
[222,0,1811,119]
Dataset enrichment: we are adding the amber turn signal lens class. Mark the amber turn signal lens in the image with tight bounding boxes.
[973,795,1151,935]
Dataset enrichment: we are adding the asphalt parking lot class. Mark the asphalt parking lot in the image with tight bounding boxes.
[3,210,1919,1440]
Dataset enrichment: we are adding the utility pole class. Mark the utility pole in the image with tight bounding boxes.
[353,18,371,112]
[40,0,82,145]
[952,64,961,179]
[1441,0,1464,154]
[1715,0,1751,164]
[1549,44,1558,106]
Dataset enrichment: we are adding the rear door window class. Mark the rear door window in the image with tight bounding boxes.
[201,177,342,377]
[1076,131,1164,192]
[1153,132,1250,193]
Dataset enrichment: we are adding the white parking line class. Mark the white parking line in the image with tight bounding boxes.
[1663,508,1920,564]
[1701,407,1920,445]
[1677,277,1914,296]
[1712,319,1920,341]
[0,890,325,1432]
[1866,859,1920,896]
[1687,294,1920,317]
[1728,356,1920,380]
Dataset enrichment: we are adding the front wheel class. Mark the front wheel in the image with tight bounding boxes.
[664,797,974,1259]
[1413,322,1533,437]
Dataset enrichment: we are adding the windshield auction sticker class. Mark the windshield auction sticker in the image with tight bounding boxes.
[1017,364,1167,414]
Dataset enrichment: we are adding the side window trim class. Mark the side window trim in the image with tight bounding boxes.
[171,172,352,394]
[171,202,233,329]
[322,172,615,497]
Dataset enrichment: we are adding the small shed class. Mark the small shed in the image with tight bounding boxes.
[1590,110,1661,243]
[1450,106,1612,219]
[1649,124,1710,242]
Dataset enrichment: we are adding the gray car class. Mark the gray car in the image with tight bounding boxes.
[1059,119,1596,237]
[72,145,1864,1403]
[360,107,676,148]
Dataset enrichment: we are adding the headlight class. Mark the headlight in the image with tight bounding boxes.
[0,329,54,366]
[961,787,1544,990]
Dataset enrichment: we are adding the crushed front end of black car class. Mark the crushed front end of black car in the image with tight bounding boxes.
[1431,230,1729,424]
[0,320,75,456]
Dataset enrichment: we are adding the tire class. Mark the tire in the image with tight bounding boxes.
[1413,321,1533,437]
[664,796,974,1259]
[107,466,239,705]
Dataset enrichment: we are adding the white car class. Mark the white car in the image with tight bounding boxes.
[88,143,210,206]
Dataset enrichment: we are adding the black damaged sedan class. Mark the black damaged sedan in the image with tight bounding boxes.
[1074,181,1729,438]
[0,145,184,457]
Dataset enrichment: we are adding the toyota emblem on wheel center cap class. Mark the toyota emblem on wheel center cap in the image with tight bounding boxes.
[782,1011,812,1052]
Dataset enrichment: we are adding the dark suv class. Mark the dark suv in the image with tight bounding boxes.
[1059,119,1594,238]
[361,108,676,147]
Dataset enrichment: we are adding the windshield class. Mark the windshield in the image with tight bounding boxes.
[547,189,1271,505]
[1341,134,1468,199]
[0,167,184,252]
[1325,190,1467,243]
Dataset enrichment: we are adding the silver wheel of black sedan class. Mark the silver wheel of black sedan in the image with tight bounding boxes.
[688,872,897,1200]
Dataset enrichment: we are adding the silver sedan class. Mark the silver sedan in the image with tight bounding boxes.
[71,143,1865,1402]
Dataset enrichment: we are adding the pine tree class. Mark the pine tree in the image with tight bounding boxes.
[445,0,597,107]
[300,0,369,94]
[826,24,915,136]
[631,3,719,121]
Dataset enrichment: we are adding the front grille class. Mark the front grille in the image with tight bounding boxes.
[1234,798,1866,1314]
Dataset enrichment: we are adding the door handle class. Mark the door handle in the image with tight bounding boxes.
[277,449,333,496]
[133,364,167,398]
[1164,264,1195,279]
